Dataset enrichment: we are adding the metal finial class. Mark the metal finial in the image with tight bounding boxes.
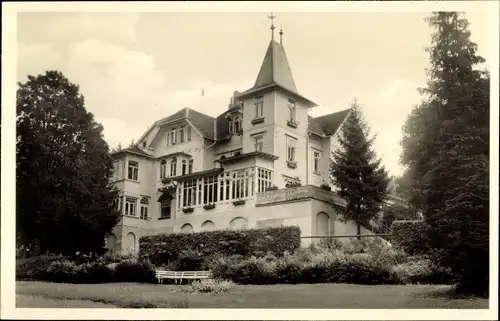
[268,12,276,40]
[279,26,283,44]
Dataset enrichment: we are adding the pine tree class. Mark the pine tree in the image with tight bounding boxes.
[400,12,489,296]
[16,70,121,255]
[331,101,390,237]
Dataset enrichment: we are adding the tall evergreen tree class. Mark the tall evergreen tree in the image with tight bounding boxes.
[17,70,121,255]
[331,101,390,237]
[400,12,489,296]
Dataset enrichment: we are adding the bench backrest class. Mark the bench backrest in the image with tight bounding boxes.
[155,270,212,277]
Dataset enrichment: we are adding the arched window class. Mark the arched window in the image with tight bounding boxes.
[106,234,116,253]
[201,220,215,232]
[229,217,248,230]
[125,232,136,253]
[316,212,331,236]
[180,223,194,233]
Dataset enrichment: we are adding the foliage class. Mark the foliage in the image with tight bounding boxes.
[392,220,430,255]
[17,254,155,284]
[182,279,235,294]
[330,101,390,236]
[16,70,120,255]
[377,202,420,234]
[139,226,301,266]
[400,12,489,296]
[320,183,332,191]
[16,254,67,280]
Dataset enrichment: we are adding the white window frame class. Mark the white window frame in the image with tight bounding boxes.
[203,175,218,204]
[286,136,297,162]
[313,150,321,173]
[124,196,138,217]
[182,179,197,207]
[160,160,167,179]
[254,96,264,118]
[127,161,139,181]
[254,135,264,152]
[170,158,177,177]
[257,167,273,193]
[160,200,171,219]
[140,197,149,220]
[188,159,193,174]
[288,99,296,122]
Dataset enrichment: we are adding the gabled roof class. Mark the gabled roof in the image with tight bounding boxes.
[110,145,153,158]
[309,109,351,136]
[157,107,215,140]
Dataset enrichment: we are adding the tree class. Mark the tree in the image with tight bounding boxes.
[400,12,489,296]
[16,70,121,255]
[331,101,390,237]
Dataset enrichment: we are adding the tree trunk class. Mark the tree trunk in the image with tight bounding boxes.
[356,223,361,240]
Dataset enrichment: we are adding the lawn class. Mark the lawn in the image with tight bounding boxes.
[16,281,488,309]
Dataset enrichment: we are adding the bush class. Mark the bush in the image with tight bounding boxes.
[392,220,430,255]
[182,279,235,294]
[392,259,455,285]
[113,258,156,283]
[320,183,331,191]
[45,259,80,283]
[208,249,398,285]
[16,254,67,280]
[140,226,301,266]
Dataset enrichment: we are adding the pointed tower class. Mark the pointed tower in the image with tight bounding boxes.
[236,15,317,108]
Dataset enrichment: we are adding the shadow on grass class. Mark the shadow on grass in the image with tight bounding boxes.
[45,295,191,309]
[413,285,489,301]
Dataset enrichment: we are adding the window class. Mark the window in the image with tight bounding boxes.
[124,196,137,217]
[166,132,171,146]
[254,96,264,118]
[288,99,296,122]
[257,168,273,192]
[127,161,139,181]
[230,115,242,134]
[170,157,177,177]
[160,200,171,219]
[286,136,297,162]
[313,151,321,173]
[181,160,187,175]
[171,128,177,145]
[182,179,197,207]
[254,135,264,152]
[160,160,167,179]
[203,176,219,204]
[188,159,193,174]
[140,197,149,220]
[187,126,192,141]
[179,127,185,143]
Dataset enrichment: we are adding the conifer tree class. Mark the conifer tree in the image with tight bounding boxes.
[331,101,390,237]
[400,12,489,296]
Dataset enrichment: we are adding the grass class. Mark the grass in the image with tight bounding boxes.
[16,281,489,309]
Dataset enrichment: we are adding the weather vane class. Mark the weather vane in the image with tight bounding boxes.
[268,12,276,40]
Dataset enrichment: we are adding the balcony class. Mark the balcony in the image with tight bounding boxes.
[256,185,347,207]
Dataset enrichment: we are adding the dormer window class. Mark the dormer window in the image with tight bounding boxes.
[166,125,192,147]
[229,115,242,135]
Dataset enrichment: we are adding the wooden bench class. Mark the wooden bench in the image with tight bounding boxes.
[155,270,213,284]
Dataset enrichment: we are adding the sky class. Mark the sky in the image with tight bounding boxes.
[16,9,495,176]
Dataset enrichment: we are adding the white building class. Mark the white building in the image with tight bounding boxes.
[108,25,381,253]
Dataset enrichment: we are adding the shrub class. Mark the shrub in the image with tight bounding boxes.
[140,226,301,266]
[16,254,66,280]
[113,259,156,283]
[320,183,331,191]
[210,248,398,286]
[45,259,80,283]
[392,220,430,255]
[183,279,235,294]
[392,259,456,285]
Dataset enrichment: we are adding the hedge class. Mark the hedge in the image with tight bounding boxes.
[391,220,430,255]
[139,226,302,266]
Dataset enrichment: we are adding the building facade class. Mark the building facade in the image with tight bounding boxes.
[108,28,376,254]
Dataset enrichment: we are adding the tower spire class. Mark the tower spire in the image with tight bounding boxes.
[268,12,276,41]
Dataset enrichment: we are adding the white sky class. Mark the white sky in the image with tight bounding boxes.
[16,9,495,176]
